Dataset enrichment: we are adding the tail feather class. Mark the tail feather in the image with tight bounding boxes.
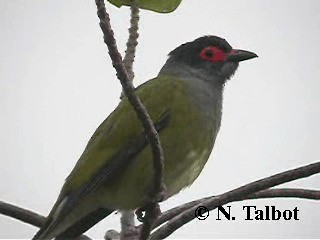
[33,208,113,240]
[56,208,113,239]
[32,215,54,240]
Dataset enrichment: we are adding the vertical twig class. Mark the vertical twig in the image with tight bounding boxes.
[123,3,140,82]
[139,203,160,240]
[120,3,140,236]
[95,1,164,239]
[120,210,137,240]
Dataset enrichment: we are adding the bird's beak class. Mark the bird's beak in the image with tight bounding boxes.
[227,49,258,62]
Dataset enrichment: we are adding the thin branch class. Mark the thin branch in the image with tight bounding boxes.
[120,210,137,240]
[150,161,320,239]
[95,1,164,239]
[153,198,210,229]
[139,203,160,240]
[0,200,45,227]
[121,211,135,230]
[120,3,139,99]
[0,185,318,238]
[152,188,320,229]
[0,201,92,239]
[123,4,139,82]
[247,188,320,200]
[78,236,94,240]
[120,2,140,234]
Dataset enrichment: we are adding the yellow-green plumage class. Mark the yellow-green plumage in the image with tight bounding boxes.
[65,74,217,208]
[36,74,220,238]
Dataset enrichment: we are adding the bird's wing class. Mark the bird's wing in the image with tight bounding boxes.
[34,76,180,239]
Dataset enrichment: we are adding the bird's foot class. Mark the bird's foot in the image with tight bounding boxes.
[135,203,161,223]
[135,183,167,223]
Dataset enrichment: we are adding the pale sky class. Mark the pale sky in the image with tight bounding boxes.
[0,0,319,238]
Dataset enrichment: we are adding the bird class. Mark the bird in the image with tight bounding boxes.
[33,35,257,239]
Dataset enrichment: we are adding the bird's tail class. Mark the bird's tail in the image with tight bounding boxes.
[32,208,113,240]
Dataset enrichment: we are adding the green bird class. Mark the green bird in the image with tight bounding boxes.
[33,36,257,239]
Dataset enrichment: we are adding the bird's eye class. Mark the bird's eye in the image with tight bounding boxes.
[205,50,214,58]
[199,46,227,63]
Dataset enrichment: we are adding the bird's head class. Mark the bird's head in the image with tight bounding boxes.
[163,36,257,85]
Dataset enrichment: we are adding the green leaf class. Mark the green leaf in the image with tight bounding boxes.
[108,0,182,13]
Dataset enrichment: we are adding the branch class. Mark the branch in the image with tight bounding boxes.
[95,1,164,239]
[247,188,320,200]
[120,3,140,236]
[120,210,137,240]
[0,184,318,239]
[123,3,139,82]
[150,161,320,239]
[152,188,320,229]
[139,203,160,240]
[0,201,93,239]
[0,200,45,227]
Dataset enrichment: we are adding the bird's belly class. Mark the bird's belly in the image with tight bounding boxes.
[97,131,215,210]
[164,148,211,197]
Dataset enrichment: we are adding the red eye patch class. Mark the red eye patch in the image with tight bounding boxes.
[199,46,227,63]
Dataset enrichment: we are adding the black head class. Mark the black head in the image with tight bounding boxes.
[167,36,257,83]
